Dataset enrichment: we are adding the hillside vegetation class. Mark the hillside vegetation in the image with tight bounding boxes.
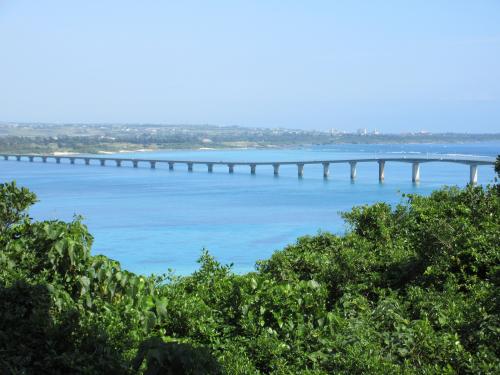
[0,161,499,374]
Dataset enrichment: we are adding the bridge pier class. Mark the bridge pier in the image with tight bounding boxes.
[350,162,357,180]
[273,163,280,176]
[470,164,478,185]
[412,162,420,182]
[297,163,304,178]
[2,155,492,186]
[322,162,329,178]
[378,160,385,182]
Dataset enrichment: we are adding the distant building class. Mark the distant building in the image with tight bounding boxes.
[357,128,368,136]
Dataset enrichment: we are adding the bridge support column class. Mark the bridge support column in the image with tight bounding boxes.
[187,162,193,172]
[470,164,478,185]
[297,163,304,178]
[132,160,138,168]
[3,155,8,160]
[228,164,234,174]
[273,163,280,176]
[100,159,106,166]
[322,162,329,178]
[350,162,357,180]
[56,157,61,164]
[85,158,90,165]
[150,161,156,169]
[168,162,174,171]
[207,163,213,173]
[29,156,34,162]
[115,160,121,167]
[42,156,47,163]
[70,158,75,164]
[412,162,420,182]
[250,164,256,175]
[16,155,21,161]
[378,160,385,182]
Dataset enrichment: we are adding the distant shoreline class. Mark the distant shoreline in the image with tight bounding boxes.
[3,139,499,156]
[72,140,500,157]
[1,122,499,155]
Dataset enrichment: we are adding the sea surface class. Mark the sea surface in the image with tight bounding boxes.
[1,142,498,275]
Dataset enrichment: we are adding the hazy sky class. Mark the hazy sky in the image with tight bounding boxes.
[1,1,499,132]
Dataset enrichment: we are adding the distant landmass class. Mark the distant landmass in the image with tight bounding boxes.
[0,122,499,154]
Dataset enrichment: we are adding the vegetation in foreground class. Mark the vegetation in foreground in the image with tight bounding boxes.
[0,160,499,373]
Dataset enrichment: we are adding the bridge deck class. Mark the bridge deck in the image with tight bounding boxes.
[1,153,496,184]
[2,154,496,165]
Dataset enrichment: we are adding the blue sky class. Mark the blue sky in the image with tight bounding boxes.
[0,0,499,132]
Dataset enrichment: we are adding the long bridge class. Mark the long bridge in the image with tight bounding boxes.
[1,153,496,184]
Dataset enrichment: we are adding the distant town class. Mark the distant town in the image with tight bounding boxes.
[0,122,499,154]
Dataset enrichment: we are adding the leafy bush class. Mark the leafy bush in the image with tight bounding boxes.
[0,171,498,374]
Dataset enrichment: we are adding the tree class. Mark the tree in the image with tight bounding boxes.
[0,180,498,374]
[0,181,36,234]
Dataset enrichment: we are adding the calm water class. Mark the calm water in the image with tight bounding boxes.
[1,142,498,275]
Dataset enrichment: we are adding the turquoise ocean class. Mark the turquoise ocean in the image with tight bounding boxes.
[1,142,498,275]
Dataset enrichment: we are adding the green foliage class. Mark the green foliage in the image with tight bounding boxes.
[132,337,221,375]
[0,181,36,234]
[0,176,499,374]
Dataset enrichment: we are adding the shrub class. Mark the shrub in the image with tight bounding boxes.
[0,174,498,374]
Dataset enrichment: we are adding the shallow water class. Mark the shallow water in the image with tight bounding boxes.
[1,142,497,275]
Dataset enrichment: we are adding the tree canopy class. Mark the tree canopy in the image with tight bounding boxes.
[0,170,499,374]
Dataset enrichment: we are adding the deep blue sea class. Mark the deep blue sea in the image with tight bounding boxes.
[1,142,498,275]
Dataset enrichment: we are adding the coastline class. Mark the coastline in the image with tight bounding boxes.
[87,140,500,156]
[3,139,499,156]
